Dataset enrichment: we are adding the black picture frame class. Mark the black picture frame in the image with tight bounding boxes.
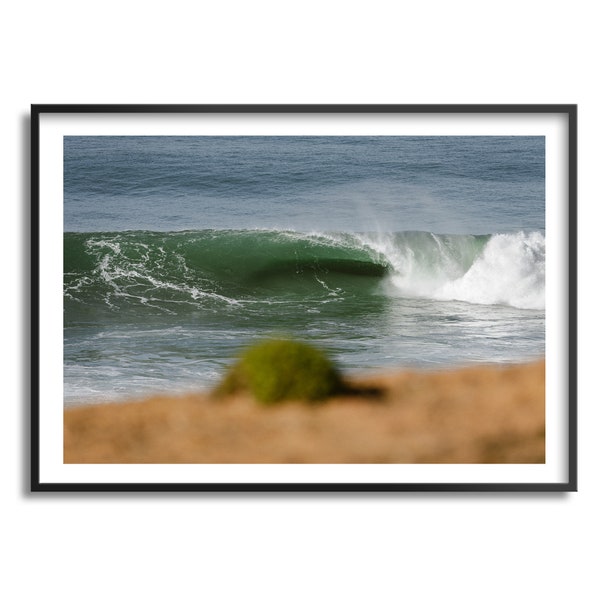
[31,104,577,492]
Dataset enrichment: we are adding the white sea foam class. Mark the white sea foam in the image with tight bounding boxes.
[371,231,545,310]
[435,232,545,310]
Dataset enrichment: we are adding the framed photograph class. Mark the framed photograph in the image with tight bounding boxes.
[31,104,577,492]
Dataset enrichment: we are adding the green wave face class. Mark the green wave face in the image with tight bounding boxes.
[64,230,394,319]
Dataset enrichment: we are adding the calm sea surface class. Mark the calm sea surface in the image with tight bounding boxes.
[64,136,545,405]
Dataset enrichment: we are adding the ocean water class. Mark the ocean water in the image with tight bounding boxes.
[64,136,545,405]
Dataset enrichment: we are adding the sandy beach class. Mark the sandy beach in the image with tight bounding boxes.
[64,360,545,464]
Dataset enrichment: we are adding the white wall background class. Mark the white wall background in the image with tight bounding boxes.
[3,2,597,598]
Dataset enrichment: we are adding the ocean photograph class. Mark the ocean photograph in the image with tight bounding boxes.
[63,134,546,463]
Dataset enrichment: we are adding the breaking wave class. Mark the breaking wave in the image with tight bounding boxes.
[64,228,545,316]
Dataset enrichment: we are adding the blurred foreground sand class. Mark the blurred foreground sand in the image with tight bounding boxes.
[64,360,545,463]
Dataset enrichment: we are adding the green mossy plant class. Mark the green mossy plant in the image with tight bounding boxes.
[215,338,343,405]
